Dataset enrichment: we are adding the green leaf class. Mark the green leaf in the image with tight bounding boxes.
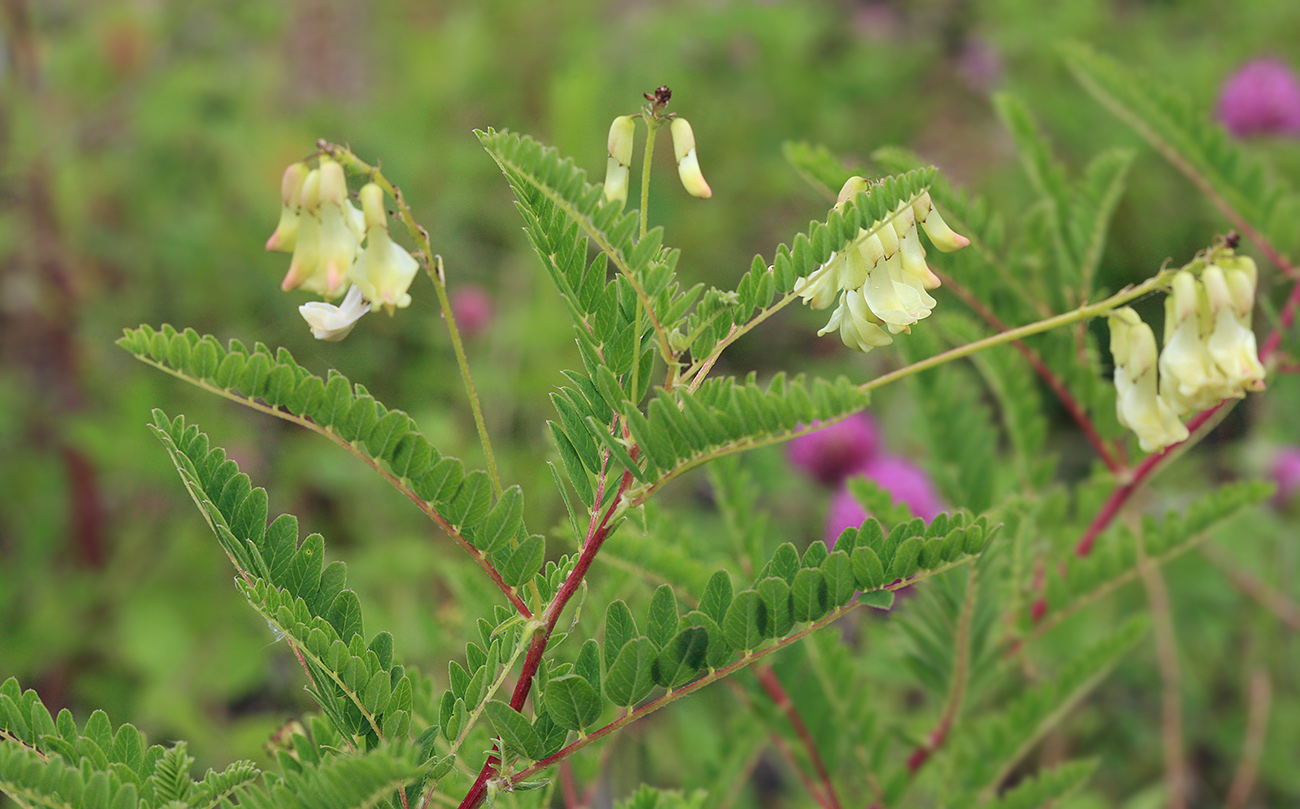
[858,590,895,611]
[604,637,657,708]
[484,700,543,760]
[755,578,795,639]
[722,590,768,653]
[476,486,525,553]
[500,535,545,588]
[651,627,710,689]
[603,600,637,670]
[791,568,831,623]
[699,571,734,626]
[543,675,602,732]
[645,585,680,650]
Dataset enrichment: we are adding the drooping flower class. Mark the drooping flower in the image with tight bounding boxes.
[669,117,712,199]
[280,157,364,298]
[1216,59,1300,138]
[266,162,310,253]
[348,182,419,312]
[603,115,636,205]
[1159,270,1230,413]
[299,284,369,341]
[787,413,880,487]
[1202,260,1266,393]
[793,178,968,353]
[1109,307,1189,453]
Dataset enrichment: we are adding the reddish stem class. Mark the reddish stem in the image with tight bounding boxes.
[755,666,843,809]
[458,468,636,809]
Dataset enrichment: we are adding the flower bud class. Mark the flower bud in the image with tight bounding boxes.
[282,168,324,292]
[669,117,712,199]
[912,191,970,252]
[266,162,310,253]
[603,115,636,205]
[299,284,369,341]
[348,182,419,313]
[835,176,872,208]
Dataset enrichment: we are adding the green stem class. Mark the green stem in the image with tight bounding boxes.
[861,272,1175,394]
[639,118,658,240]
[425,256,504,499]
[319,141,504,499]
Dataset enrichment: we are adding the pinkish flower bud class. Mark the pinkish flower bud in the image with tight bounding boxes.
[669,117,712,199]
[1217,59,1300,138]
[912,191,970,253]
[266,162,309,253]
[603,115,636,205]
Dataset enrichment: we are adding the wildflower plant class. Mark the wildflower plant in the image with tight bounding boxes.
[5,43,1300,809]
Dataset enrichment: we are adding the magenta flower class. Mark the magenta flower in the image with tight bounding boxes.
[787,413,880,487]
[1216,59,1300,138]
[1270,447,1300,506]
[824,453,944,545]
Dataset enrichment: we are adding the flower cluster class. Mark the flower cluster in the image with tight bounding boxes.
[794,177,969,353]
[266,156,420,340]
[787,413,943,546]
[1109,253,1266,453]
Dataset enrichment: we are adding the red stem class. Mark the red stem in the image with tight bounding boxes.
[755,666,844,809]
[458,468,636,809]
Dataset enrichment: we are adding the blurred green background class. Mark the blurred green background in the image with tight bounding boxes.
[3,0,1299,804]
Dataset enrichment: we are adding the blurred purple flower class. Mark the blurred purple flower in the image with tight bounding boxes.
[1270,446,1300,506]
[824,453,944,545]
[451,284,494,337]
[1216,59,1300,138]
[787,413,880,487]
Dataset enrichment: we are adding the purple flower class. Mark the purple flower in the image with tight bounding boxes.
[824,453,944,545]
[1216,59,1300,138]
[787,413,880,487]
[1270,447,1300,506]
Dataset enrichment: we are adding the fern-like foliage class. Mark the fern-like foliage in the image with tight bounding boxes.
[237,743,428,809]
[117,326,538,587]
[939,619,1144,803]
[1061,42,1289,240]
[0,678,260,809]
[981,759,1096,809]
[146,410,421,749]
[1035,480,1273,632]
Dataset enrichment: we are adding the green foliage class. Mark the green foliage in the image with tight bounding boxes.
[1062,42,1287,234]
[1037,480,1274,631]
[6,17,1296,809]
[0,678,260,809]
[145,411,417,750]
